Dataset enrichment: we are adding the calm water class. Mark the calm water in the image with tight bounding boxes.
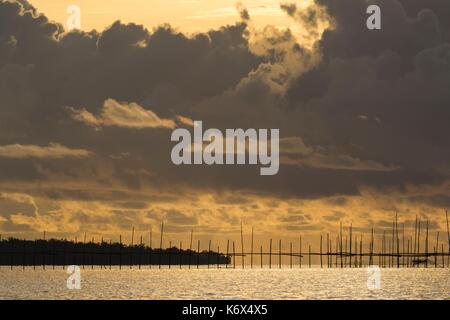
[0,266,448,299]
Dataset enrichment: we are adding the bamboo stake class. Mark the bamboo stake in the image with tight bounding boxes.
[278,239,282,269]
[217,245,220,269]
[83,232,86,270]
[402,223,405,267]
[130,226,134,269]
[179,241,183,269]
[308,244,311,268]
[329,239,333,268]
[269,239,272,269]
[349,224,352,268]
[336,237,339,268]
[226,240,229,269]
[139,235,143,270]
[159,222,164,269]
[119,234,122,270]
[240,222,245,269]
[233,241,236,269]
[425,220,429,268]
[109,239,112,270]
[168,240,172,269]
[149,227,153,269]
[359,235,362,268]
[413,216,418,267]
[446,210,449,267]
[260,245,263,269]
[299,236,302,268]
[417,218,421,267]
[188,229,193,269]
[320,234,323,268]
[250,227,254,269]
[207,239,211,269]
[435,232,439,268]
[290,242,293,269]
[340,222,343,268]
[197,239,200,269]
[326,233,330,268]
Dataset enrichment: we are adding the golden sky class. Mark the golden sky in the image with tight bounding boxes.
[1,0,449,249]
[30,0,295,33]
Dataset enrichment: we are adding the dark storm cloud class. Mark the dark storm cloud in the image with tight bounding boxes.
[0,0,448,206]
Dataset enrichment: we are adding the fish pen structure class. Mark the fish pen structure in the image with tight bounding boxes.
[0,211,449,270]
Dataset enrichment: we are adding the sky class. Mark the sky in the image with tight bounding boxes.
[29,0,295,33]
[0,0,449,249]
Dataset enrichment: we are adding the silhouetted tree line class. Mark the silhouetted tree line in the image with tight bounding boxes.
[0,238,230,266]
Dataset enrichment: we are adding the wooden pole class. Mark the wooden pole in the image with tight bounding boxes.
[320,235,323,268]
[370,227,374,266]
[226,240,229,269]
[329,238,332,268]
[417,218,421,267]
[402,223,405,267]
[149,227,153,269]
[391,219,395,268]
[425,220,429,268]
[413,216,417,267]
[217,245,220,269]
[446,210,449,267]
[109,239,112,270]
[260,245,263,269]
[83,232,86,270]
[290,242,293,269]
[119,234,122,270]
[336,237,339,268]
[139,235,143,270]
[299,236,302,268]
[188,229,193,269]
[33,239,36,270]
[159,222,164,269]
[326,233,329,268]
[197,239,200,269]
[278,239,282,269]
[250,227,254,269]
[168,241,172,269]
[406,238,410,267]
[233,241,236,269]
[359,235,362,268]
[349,224,352,268]
[308,244,311,268]
[396,214,400,268]
[179,241,183,269]
[207,239,211,269]
[435,232,439,268]
[240,222,245,269]
[130,226,134,269]
[269,239,272,269]
[340,222,343,268]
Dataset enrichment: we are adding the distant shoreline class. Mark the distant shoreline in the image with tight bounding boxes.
[0,238,230,267]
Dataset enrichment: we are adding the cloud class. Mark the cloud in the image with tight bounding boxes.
[281,136,398,172]
[0,143,91,159]
[67,99,177,129]
[0,0,449,238]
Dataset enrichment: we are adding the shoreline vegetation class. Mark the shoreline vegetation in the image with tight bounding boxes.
[0,238,230,267]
